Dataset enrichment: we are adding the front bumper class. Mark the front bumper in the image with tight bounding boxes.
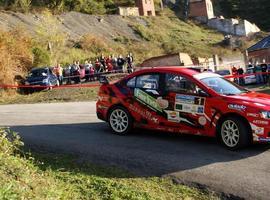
[252,124,270,142]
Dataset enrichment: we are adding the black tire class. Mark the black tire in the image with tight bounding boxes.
[218,116,251,150]
[108,106,133,135]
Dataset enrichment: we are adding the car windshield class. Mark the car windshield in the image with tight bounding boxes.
[200,77,247,95]
[29,69,48,77]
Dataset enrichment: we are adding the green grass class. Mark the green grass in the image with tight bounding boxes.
[0,87,99,105]
[0,128,219,200]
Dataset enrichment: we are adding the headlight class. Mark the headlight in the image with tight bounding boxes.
[260,111,270,119]
[42,79,48,83]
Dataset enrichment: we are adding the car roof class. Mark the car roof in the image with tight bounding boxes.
[31,67,49,71]
[193,72,221,80]
[130,66,200,77]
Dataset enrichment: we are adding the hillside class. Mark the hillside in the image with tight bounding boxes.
[0,8,240,86]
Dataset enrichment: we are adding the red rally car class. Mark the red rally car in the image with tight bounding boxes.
[96,67,270,150]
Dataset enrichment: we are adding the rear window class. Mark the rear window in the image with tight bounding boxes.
[136,74,159,90]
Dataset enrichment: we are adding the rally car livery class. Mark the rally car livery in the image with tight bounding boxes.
[96,67,270,150]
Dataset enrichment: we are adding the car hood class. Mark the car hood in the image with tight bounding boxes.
[224,91,270,109]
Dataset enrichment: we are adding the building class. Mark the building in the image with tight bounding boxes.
[136,0,156,16]
[118,7,139,16]
[189,0,260,36]
[189,0,215,22]
[247,35,270,63]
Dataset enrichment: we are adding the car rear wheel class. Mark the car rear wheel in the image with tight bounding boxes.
[108,106,132,135]
[219,117,250,150]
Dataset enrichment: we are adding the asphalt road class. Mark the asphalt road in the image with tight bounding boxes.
[0,102,270,200]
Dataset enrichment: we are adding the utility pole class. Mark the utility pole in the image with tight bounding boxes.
[184,0,189,21]
[160,0,164,10]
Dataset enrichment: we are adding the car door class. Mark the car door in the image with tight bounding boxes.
[124,73,167,127]
[160,72,212,135]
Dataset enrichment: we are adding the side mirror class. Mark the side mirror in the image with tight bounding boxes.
[198,89,209,97]
[99,76,109,85]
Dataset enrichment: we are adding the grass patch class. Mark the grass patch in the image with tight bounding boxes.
[0,87,99,105]
[0,128,219,200]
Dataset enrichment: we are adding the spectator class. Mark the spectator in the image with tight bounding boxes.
[111,54,118,72]
[99,54,106,72]
[95,59,101,73]
[84,60,92,82]
[53,63,63,85]
[231,66,238,84]
[261,60,268,84]
[89,63,95,82]
[117,55,125,73]
[237,66,244,86]
[255,62,263,84]
[106,55,113,72]
[126,53,134,74]
[70,61,80,83]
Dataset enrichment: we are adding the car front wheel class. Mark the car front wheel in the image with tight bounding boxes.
[219,117,251,150]
[108,106,132,135]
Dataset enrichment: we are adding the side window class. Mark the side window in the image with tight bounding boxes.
[136,74,159,90]
[165,74,199,94]
[126,77,136,88]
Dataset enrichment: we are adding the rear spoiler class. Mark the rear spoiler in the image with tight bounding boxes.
[99,76,109,85]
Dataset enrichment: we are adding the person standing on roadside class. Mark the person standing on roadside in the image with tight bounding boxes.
[53,63,63,85]
[255,62,263,84]
[261,59,268,84]
[231,66,238,84]
[126,53,134,73]
[237,66,244,86]
[117,55,125,73]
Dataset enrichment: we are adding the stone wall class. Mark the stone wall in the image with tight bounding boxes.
[118,7,139,16]
[207,17,260,36]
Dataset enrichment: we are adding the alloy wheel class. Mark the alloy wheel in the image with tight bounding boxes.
[221,120,240,148]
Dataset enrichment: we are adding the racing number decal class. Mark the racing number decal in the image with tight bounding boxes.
[174,94,205,114]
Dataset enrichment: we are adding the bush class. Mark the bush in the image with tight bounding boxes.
[32,47,51,67]
[80,34,110,55]
[0,29,33,85]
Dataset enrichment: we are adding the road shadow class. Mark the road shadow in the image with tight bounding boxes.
[10,122,270,178]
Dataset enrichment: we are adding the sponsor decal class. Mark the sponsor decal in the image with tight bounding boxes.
[175,94,205,114]
[253,120,269,125]
[165,111,180,122]
[250,123,264,135]
[198,116,207,126]
[197,107,204,114]
[253,133,259,141]
[129,104,159,124]
[134,88,162,112]
[97,105,108,109]
[175,103,204,114]
[176,94,205,106]
[247,113,259,118]
[258,138,270,142]
[228,104,246,112]
[156,97,169,109]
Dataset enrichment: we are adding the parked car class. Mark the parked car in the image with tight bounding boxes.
[97,67,270,150]
[244,67,256,85]
[215,69,234,82]
[25,67,59,90]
